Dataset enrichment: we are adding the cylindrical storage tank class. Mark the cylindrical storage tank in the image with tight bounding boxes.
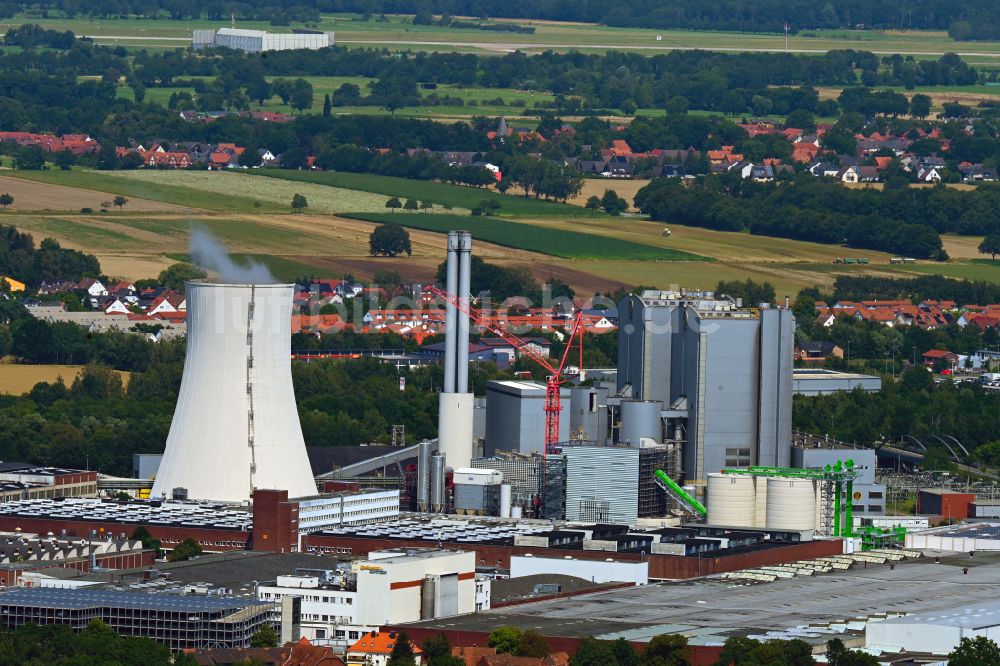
[766,478,817,531]
[569,386,609,442]
[417,441,432,511]
[706,473,756,527]
[431,453,446,511]
[420,577,435,619]
[500,483,512,518]
[619,400,662,445]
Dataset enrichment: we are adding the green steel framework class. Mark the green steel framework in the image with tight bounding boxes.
[720,460,860,537]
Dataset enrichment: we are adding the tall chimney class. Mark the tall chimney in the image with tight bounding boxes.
[443,232,459,394]
[456,231,472,393]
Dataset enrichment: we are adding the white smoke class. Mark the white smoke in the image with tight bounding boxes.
[188,227,276,284]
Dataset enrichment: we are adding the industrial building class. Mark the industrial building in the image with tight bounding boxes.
[0,487,399,555]
[152,282,318,503]
[484,380,570,454]
[562,442,672,524]
[866,601,1000,655]
[256,548,483,649]
[0,532,153,586]
[790,443,886,515]
[791,368,882,395]
[616,290,795,491]
[0,588,277,650]
[192,27,333,53]
[0,465,97,501]
[306,517,842,580]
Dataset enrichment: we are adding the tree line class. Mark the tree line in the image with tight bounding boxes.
[634,177,947,259]
[0,225,101,288]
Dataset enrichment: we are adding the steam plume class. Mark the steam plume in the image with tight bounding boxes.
[188,227,275,284]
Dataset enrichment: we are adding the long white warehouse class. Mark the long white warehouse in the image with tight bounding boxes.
[192,28,333,53]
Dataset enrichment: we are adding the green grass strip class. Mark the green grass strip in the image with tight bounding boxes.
[250,170,595,218]
[343,212,709,261]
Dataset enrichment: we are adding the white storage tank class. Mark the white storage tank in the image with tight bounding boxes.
[765,478,817,530]
[706,473,756,527]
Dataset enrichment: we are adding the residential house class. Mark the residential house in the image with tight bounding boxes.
[345,631,423,666]
[916,166,943,182]
[922,349,958,368]
[808,161,840,178]
[147,291,187,315]
[188,637,346,665]
[102,297,131,315]
[794,341,843,363]
[0,277,25,293]
[76,278,108,299]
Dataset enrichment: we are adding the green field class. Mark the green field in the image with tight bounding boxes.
[8,169,282,212]
[104,170,396,214]
[11,12,1000,60]
[252,170,591,217]
[343,211,708,261]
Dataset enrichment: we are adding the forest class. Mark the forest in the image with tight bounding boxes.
[2,0,999,36]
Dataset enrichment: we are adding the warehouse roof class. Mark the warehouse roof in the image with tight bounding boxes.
[0,498,251,530]
[873,601,1000,630]
[0,587,267,613]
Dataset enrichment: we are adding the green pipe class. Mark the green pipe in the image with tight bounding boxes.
[844,480,853,538]
[654,469,707,516]
[833,481,842,537]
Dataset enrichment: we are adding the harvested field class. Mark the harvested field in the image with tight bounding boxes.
[0,175,187,212]
[0,363,131,395]
[106,170,395,214]
[567,179,652,212]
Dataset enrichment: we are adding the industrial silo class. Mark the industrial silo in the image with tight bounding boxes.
[706,473,756,526]
[620,400,662,445]
[765,478,817,530]
[569,386,608,442]
[151,282,316,503]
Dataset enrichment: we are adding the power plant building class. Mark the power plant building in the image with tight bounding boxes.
[563,443,671,523]
[484,380,570,455]
[151,282,317,503]
[192,28,333,52]
[617,290,794,489]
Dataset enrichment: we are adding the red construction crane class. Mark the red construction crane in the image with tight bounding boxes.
[427,285,585,453]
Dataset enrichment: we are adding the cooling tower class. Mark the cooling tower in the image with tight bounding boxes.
[151,282,316,503]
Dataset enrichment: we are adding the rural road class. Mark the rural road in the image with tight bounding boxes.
[84,34,1000,58]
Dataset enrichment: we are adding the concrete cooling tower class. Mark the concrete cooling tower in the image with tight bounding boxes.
[151,282,316,503]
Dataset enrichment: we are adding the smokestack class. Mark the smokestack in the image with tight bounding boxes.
[456,231,472,393]
[151,282,316,502]
[443,232,459,394]
[437,231,475,471]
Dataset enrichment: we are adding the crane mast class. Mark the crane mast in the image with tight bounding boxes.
[427,285,585,453]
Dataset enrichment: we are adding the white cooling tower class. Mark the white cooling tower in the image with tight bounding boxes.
[151,282,317,502]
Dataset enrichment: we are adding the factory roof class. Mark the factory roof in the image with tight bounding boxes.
[0,498,252,531]
[398,552,1000,641]
[216,28,269,38]
[791,369,880,381]
[318,518,547,544]
[917,488,975,496]
[0,587,268,613]
[873,601,1000,630]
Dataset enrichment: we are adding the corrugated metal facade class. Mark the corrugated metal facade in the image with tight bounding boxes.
[564,447,639,524]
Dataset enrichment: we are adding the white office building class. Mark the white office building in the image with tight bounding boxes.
[256,548,483,649]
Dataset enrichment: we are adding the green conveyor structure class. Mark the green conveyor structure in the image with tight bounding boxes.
[654,469,707,517]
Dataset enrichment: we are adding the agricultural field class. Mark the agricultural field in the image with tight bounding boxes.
[4,167,999,295]
[13,12,1000,61]
[8,170,282,212]
[104,170,396,214]
[0,175,185,212]
[342,211,708,261]
[569,179,652,211]
[0,364,130,395]
[252,171,587,217]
